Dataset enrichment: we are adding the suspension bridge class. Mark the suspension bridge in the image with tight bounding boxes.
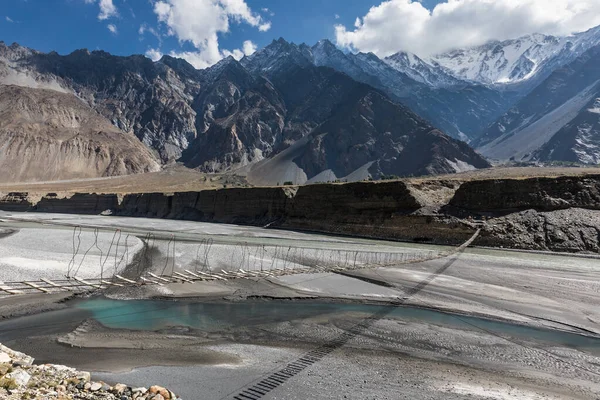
[0,225,480,296]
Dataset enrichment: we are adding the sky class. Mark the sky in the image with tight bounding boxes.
[1,0,600,69]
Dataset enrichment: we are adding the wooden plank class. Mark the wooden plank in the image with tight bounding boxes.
[23,281,50,293]
[41,278,67,290]
[197,271,227,281]
[115,275,137,284]
[0,285,24,295]
[141,277,160,285]
[173,272,193,283]
[73,277,103,289]
[148,272,171,283]
[194,271,214,280]
[184,270,202,279]
[100,280,124,287]
[222,269,244,277]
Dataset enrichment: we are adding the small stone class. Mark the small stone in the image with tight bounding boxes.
[56,385,67,392]
[113,383,128,394]
[0,363,11,375]
[153,395,165,400]
[90,382,103,391]
[149,385,170,399]
[84,382,91,390]
[77,371,91,382]
[0,352,11,364]
[133,387,148,393]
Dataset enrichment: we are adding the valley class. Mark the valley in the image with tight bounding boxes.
[2,7,600,400]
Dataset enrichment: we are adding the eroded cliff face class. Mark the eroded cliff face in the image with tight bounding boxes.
[449,175,600,213]
[1,176,599,253]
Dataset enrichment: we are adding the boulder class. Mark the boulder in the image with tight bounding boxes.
[149,385,171,399]
[76,371,91,382]
[113,383,128,394]
[6,369,30,387]
[0,352,11,364]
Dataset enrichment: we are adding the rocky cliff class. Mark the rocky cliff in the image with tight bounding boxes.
[2,175,599,253]
[449,175,600,213]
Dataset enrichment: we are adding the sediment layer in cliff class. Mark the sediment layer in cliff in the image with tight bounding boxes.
[1,175,599,253]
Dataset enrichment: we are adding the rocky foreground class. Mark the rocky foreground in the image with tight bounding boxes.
[0,343,179,400]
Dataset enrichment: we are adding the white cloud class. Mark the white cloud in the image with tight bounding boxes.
[98,0,118,20]
[5,16,14,23]
[334,14,340,20]
[262,7,275,16]
[146,48,163,61]
[107,23,117,34]
[242,40,257,55]
[258,22,271,32]
[221,48,245,60]
[335,0,600,57]
[139,23,163,44]
[153,0,270,68]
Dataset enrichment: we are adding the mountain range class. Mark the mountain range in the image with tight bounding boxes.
[1,25,600,184]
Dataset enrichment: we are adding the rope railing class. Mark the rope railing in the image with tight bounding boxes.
[0,228,481,296]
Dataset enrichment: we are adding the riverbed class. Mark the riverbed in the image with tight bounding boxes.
[1,212,600,399]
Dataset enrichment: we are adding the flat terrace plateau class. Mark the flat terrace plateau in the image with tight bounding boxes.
[0,164,249,194]
[405,165,600,182]
[0,213,599,399]
[0,165,600,194]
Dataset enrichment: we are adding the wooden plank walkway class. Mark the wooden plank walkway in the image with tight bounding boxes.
[0,230,481,297]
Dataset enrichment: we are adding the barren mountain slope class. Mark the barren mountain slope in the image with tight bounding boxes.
[0,84,160,183]
[477,45,600,162]
[193,49,489,185]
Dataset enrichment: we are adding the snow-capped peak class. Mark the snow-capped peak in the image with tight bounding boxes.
[384,51,461,88]
[425,25,600,87]
[240,38,313,75]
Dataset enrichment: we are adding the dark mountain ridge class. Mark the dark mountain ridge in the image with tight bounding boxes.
[0,39,491,184]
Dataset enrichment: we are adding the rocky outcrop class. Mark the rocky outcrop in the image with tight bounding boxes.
[478,208,600,253]
[36,193,120,214]
[0,343,180,400]
[0,193,33,211]
[449,175,600,213]
[120,187,292,224]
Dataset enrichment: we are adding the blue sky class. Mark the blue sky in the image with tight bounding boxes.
[0,1,424,56]
[1,0,598,69]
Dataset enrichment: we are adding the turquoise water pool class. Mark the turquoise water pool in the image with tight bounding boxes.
[1,298,599,352]
[71,298,600,350]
